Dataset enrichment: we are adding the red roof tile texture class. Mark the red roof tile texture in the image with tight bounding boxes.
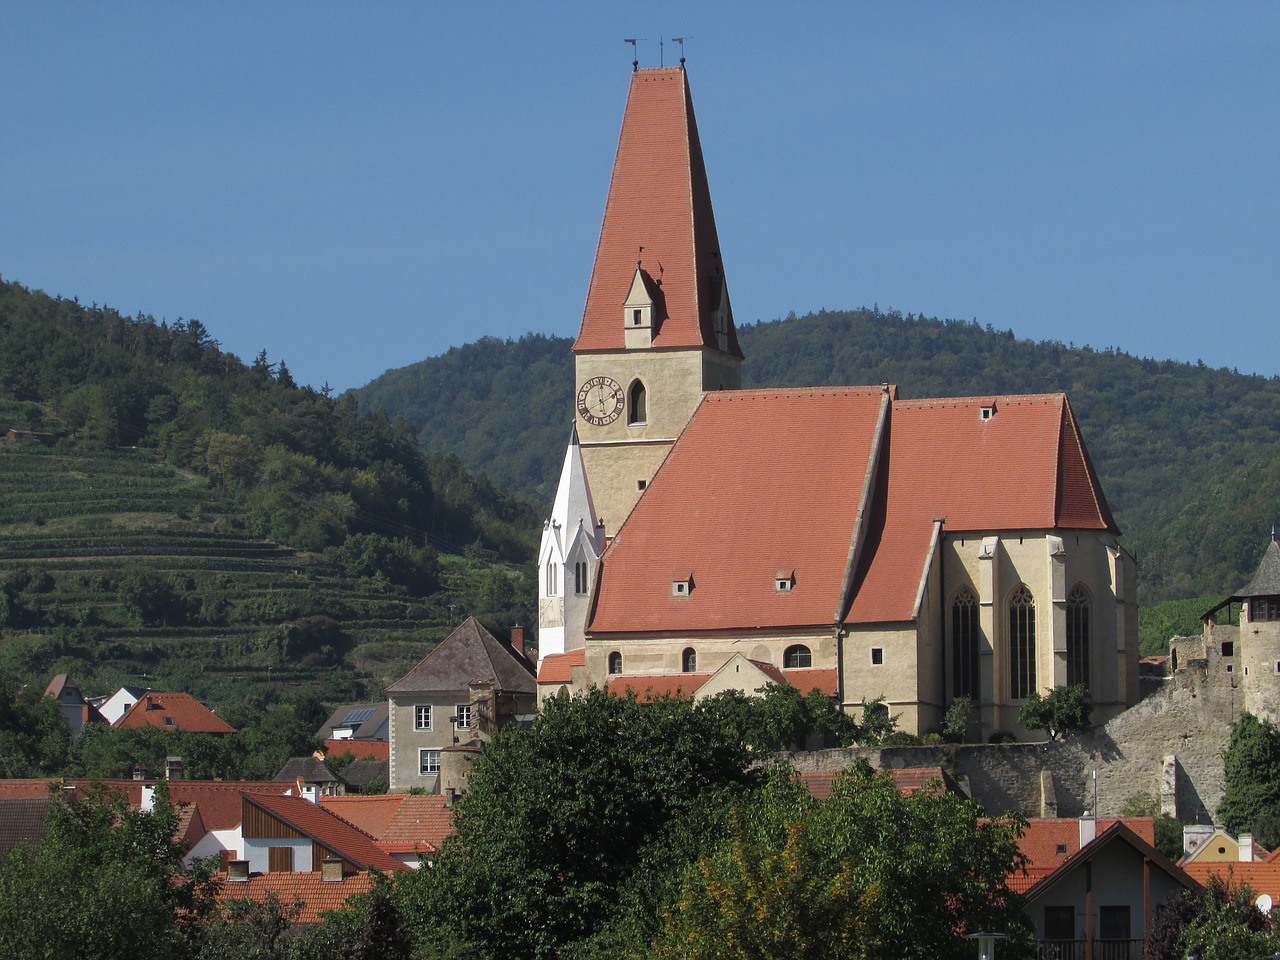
[217,871,375,924]
[114,692,236,734]
[591,388,888,634]
[243,794,406,873]
[574,68,741,358]
[590,389,1117,634]
[1184,861,1280,903]
[1009,817,1154,894]
[323,739,389,762]
[537,648,585,684]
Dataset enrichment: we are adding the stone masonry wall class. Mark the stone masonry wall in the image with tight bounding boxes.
[784,654,1237,823]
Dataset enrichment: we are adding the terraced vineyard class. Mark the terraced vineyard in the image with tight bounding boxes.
[0,443,509,704]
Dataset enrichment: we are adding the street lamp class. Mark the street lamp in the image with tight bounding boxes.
[963,932,1007,960]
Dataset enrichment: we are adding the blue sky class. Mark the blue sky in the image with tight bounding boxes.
[3,2,1277,393]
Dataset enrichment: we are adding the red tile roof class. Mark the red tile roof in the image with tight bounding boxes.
[114,692,236,734]
[242,794,407,873]
[537,648,585,684]
[574,67,741,358]
[589,389,1117,635]
[1183,861,1280,903]
[782,668,839,696]
[323,739,389,762]
[320,795,405,844]
[605,672,711,700]
[216,871,375,924]
[590,388,888,634]
[1010,817,1154,894]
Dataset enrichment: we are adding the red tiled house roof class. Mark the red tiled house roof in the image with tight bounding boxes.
[114,692,236,734]
[575,67,741,359]
[1183,861,1280,905]
[241,793,407,874]
[537,648,585,684]
[217,871,375,925]
[323,739,389,762]
[1010,817,1154,894]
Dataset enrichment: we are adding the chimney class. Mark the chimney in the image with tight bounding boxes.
[227,860,250,882]
[1241,833,1255,862]
[165,756,183,781]
[510,625,525,658]
[1079,811,1097,847]
[445,787,456,809]
[133,763,148,781]
[321,857,345,882]
[1183,823,1214,859]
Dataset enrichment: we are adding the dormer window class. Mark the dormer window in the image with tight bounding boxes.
[672,575,694,597]
[980,403,997,421]
[775,569,795,592]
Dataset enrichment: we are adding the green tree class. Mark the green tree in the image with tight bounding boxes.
[393,689,761,960]
[1218,712,1280,847]
[0,683,72,776]
[1148,874,1280,960]
[654,762,1031,960]
[0,781,218,959]
[1017,684,1092,740]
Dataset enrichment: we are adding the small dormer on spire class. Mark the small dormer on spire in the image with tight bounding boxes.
[623,263,663,349]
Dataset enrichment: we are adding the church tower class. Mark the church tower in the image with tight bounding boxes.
[571,67,743,534]
[537,424,605,659]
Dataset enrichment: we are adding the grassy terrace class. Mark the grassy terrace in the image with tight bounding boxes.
[0,444,447,701]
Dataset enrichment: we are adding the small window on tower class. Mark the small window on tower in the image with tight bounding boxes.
[633,309,642,325]
[637,479,647,491]
[871,648,884,665]
[1222,641,1235,658]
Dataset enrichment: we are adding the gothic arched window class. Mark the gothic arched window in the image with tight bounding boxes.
[608,651,623,675]
[1009,585,1036,699]
[951,588,980,699]
[628,380,647,425]
[1066,585,1091,688]
[681,647,697,673]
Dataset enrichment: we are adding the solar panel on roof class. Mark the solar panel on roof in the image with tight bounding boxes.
[343,708,374,725]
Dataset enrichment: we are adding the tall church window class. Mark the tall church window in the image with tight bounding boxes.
[951,588,980,699]
[1009,585,1036,699]
[682,647,697,673]
[545,560,558,597]
[784,645,812,668]
[608,651,623,674]
[628,380,647,425]
[1066,585,1091,687]
[574,561,589,595]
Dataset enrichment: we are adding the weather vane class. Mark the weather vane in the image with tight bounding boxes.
[624,38,643,71]
[672,36,687,68]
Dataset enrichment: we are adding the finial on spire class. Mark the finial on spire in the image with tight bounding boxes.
[624,38,640,71]
[672,36,687,68]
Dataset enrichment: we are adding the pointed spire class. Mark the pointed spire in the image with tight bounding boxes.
[1239,536,1280,598]
[574,68,742,358]
[548,423,602,550]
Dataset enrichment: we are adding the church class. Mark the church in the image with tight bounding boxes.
[536,66,1139,740]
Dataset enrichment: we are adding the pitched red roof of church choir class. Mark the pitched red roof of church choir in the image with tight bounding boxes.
[589,389,1116,634]
[574,67,741,358]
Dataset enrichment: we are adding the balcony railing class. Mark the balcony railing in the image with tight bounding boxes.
[1037,939,1145,960]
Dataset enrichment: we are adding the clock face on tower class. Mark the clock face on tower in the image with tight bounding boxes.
[577,376,626,426]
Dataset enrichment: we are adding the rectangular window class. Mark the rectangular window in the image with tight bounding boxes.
[1221,641,1235,657]
[268,846,294,873]
[1099,904,1130,940]
[456,705,472,729]
[419,749,440,775]
[1043,905,1074,941]
[871,648,884,665]
[414,705,431,730]
[633,309,642,325]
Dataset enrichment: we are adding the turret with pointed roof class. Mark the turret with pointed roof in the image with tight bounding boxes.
[537,425,604,659]
[572,67,743,534]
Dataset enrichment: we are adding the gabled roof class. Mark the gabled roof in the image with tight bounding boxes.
[217,871,376,925]
[241,793,406,873]
[315,701,388,740]
[387,617,535,696]
[536,648,585,684]
[590,388,888,634]
[589,389,1117,635]
[1018,820,1196,900]
[574,67,741,358]
[606,672,711,701]
[114,692,236,734]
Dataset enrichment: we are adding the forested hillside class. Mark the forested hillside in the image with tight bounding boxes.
[0,278,536,717]
[354,307,1280,605]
